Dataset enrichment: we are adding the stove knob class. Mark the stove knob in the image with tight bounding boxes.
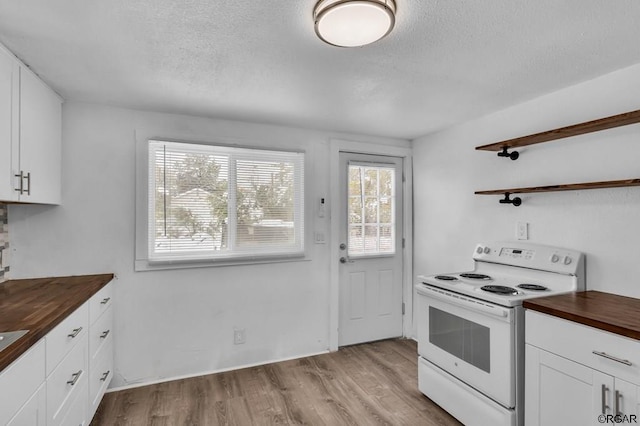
[483,247,491,254]
[550,254,560,263]
[476,247,484,254]
[563,256,572,265]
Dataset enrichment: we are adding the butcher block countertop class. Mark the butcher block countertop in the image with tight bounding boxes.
[0,273,114,372]
[524,290,640,341]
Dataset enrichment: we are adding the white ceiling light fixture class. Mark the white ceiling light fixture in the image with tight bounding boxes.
[313,0,397,48]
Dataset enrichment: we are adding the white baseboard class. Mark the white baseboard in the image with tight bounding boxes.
[107,349,330,393]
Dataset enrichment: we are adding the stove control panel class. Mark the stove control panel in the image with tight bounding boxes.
[499,247,534,260]
[473,242,585,277]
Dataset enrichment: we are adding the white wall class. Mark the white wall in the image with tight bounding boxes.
[413,63,640,301]
[8,103,409,388]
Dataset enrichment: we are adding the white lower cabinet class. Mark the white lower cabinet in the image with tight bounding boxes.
[526,310,640,426]
[0,281,114,426]
[88,300,114,420]
[7,383,46,426]
[0,340,45,425]
[60,379,89,426]
[89,341,113,419]
[46,333,88,426]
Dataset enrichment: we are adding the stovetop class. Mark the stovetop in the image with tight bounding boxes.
[417,241,585,307]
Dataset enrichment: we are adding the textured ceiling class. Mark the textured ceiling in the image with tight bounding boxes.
[0,0,639,139]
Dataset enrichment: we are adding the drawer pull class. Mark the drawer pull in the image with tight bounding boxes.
[592,351,632,366]
[601,384,610,414]
[67,370,82,386]
[14,171,24,194]
[101,297,111,305]
[68,327,83,338]
[100,370,111,382]
[100,330,111,339]
[24,172,31,196]
[615,390,622,416]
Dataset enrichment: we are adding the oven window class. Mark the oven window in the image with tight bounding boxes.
[429,307,491,373]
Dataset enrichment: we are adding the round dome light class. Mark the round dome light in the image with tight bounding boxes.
[313,0,397,47]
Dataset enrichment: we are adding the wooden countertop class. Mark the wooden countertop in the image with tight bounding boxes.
[524,290,640,341]
[0,273,114,372]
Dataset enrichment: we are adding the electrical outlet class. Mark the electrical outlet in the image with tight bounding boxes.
[517,222,529,240]
[233,328,246,345]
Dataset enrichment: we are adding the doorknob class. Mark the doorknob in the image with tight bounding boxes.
[340,257,354,264]
[339,243,347,250]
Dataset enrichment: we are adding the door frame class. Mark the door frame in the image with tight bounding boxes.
[329,139,413,351]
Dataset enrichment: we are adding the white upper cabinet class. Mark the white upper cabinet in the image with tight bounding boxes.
[0,47,18,202]
[0,43,62,204]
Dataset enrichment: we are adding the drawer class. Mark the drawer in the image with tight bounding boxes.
[60,377,88,426]
[89,341,113,420]
[46,333,87,426]
[46,302,88,375]
[89,281,113,326]
[0,339,45,426]
[526,310,640,385]
[89,304,113,360]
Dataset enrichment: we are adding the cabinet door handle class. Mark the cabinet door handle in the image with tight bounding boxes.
[592,351,632,366]
[601,384,610,414]
[68,327,83,338]
[23,172,31,195]
[101,297,111,305]
[615,390,622,416]
[100,370,111,382]
[100,330,110,339]
[14,171,23,194]
[67,370,82,386]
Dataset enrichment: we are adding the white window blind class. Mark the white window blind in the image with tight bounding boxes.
[148,140,304,262]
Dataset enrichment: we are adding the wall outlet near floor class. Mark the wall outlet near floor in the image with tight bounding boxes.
[516,222,529,240]
[233,328,246,345]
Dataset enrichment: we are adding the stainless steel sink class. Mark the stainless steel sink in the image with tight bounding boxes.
[0,330,29,352]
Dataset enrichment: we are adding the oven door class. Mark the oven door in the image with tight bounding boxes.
[416,284,516,408]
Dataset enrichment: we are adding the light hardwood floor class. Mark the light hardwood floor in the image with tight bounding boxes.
[92,339,461,425]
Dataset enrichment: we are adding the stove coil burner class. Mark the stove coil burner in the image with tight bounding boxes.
[460,273,492,280]
[434,275,458,281]
[481,285,519,295]
[517,284,548,291]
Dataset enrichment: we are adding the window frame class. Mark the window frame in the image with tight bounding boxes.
[135,137,310,271]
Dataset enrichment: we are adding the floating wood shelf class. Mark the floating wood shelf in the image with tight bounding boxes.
[476,109,640,153]
[476,178,640,196]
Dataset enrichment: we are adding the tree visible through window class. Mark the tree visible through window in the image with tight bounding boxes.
[148,140,304,261]
[347,164,395,256]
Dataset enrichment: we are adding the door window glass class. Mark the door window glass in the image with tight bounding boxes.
[348,164,395,256]
[429,307,491,373]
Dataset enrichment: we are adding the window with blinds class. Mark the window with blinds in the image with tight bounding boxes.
[148,140,305,262]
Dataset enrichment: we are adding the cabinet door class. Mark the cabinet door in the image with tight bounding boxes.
[7,383,46,426]
[613,378,640,419]
[0,47,18,202]
[19,67,61,204]
[526,344,606,426]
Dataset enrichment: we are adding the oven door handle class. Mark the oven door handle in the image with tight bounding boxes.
[419,285,511,319]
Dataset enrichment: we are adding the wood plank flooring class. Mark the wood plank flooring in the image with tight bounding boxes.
[92,339,461,426]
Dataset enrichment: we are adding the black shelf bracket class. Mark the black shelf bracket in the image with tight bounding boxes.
[499,192,522,207]
[497,146,519,160]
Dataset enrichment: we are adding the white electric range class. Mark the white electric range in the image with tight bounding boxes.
[416,241,585,426]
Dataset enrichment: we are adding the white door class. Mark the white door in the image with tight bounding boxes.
[338,152,403,346]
